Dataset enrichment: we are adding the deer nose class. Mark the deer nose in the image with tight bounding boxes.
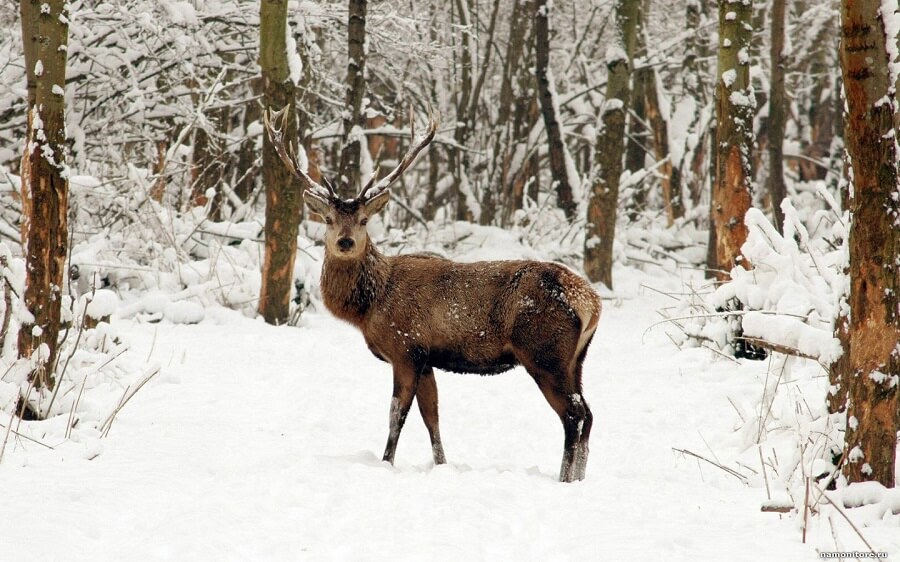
[337,237,355,252]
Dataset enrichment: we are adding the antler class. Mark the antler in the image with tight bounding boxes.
[262,106,334,199]
[358,106,439,201]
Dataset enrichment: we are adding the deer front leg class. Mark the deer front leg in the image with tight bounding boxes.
[382,362,419,465]
[416,367,447,465]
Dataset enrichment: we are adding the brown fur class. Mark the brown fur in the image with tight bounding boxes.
[312,197,601,482]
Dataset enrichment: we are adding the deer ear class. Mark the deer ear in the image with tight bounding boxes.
[303,189,331,219]
[364,190,391,216]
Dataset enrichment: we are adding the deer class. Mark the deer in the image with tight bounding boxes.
[263,106,601,482]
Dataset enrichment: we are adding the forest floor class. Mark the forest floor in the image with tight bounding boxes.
[0,263,896,561]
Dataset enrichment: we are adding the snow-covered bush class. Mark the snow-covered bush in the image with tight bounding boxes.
[666,187,847,364]
[656,186,900,548]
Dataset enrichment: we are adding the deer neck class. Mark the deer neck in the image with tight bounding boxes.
[320,239,387,325]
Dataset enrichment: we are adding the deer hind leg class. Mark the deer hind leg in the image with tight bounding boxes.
[518,352,589,483]
[382,362,419,465]
[528,374,589,483]
[415,367,447,465]
[517,334,594,481]
[571,334,595,481]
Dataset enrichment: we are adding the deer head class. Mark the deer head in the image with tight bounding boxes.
[263,106,438,259]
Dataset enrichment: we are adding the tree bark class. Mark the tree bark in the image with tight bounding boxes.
[645,72,683,225]
[17,0,71,395]
[337,0,367,199]
[625,72,648,179]
[625,5,649,220]
[584,0,638,289]
[838,0,900,488]
[630,0,683,226]
[258,0,302,326]
[503,0,541,225]
[710,0,753,282]
[535,0,576,220]
[488,0,525,226]
[767,0,787,231]
[683,0,713,209]
[799,11,839,182]
[235,78,263,204]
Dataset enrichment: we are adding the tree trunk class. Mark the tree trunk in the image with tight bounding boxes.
[17,0,71,396]
[645,74,683,225]
[767,0,787,232]
[337,0,367,199]
[683,0,713,209]
[235,78,263,204]
[705,119,718,279]
[584,0,638,289]
[258,0,302,326]
[711,0,753,282]
[829,169,852,416]
[838,0,900,488]
[625,72,648,181]
[488,0,526,226]
[503,0,540,225]
[535,0,576,220]
[800,11,839,182]
[633,0,683,226]
[625,9,649,221]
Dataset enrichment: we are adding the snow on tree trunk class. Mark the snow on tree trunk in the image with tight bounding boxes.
[258,0,302,326]
[584,0,638,290]
[337,0,368,199]
[17,0,71,395]
[535,0,577,220]
[711,0,754,282]
[838,0,900,488]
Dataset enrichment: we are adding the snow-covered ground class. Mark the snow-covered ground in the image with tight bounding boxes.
[6,259,890,561]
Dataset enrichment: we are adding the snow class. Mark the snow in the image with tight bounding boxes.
[881,0,900,87]
[0,273,821,561]
[729,89,754,107]
[722,69,736,88]
[285,22,303,87]
[85,288,119,319]
[0,211,897,559]
[160,1,198,26]
[605,44,627,65]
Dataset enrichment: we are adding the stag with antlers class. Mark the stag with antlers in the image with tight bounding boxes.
[263,106,601,482]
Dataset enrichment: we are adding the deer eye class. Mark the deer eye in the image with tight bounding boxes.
[325,217,333,225]
[360,218,369,226]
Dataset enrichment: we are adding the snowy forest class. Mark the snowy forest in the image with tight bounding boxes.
[1,0,899,559]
